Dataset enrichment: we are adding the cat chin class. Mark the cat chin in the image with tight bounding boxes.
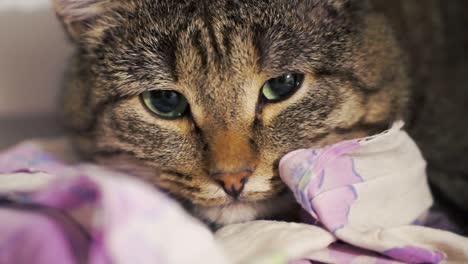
[193,193,296,226]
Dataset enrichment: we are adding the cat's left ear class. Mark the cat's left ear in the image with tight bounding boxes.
[300,0,371,23]
[313,0,371,9]
[327,0,371,10]
[301,0,371,13]
[53,0,125,41]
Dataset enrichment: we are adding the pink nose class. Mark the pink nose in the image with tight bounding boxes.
[213,170,251,199]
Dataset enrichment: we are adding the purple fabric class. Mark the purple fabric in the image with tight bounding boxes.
[0,207,89,264]
[384,246,445,264]
[0,136,462,264]
[0,142,225,264]
[279,136,449,264]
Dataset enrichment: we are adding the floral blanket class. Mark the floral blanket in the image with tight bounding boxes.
[0,122,467,264]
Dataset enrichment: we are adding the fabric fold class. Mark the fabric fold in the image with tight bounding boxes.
[279,121,468,263]
[1,123,467,264]
[0,142,228,264]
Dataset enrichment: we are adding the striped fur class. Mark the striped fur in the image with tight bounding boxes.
[56,0,408,225]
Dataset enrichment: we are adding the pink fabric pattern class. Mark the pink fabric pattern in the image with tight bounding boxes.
[384,246,445,264]
[281,141,362,232]
[2,121,468,264]
[278,122,459,264]
[0,142,69,174]
[0,143,227,264]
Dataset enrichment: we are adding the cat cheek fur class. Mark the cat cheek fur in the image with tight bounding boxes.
[56,0,409,225]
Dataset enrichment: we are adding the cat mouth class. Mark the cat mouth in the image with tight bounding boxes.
[225,186,290,205]
[193,191,296,226]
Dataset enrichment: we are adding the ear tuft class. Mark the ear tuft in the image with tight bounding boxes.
[53,0,120,40]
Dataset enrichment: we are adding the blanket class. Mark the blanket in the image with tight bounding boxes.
[217,122,468,263]
[0,142,226,264]
[0,122,467,264]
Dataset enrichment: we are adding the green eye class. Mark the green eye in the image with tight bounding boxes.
[141,90,189,119]
[262,73,305,102]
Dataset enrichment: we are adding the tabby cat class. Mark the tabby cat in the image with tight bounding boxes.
[54,0,411,226]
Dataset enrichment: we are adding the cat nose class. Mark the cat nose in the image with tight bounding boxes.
[212,170,252,199]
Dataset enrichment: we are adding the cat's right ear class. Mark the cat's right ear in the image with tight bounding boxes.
[53,0,122,41]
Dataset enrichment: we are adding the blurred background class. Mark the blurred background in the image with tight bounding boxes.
[0,0,72,148]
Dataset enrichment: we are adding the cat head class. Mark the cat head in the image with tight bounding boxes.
[55,0,408,225]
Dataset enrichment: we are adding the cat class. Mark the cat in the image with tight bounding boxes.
[53,0,412,227]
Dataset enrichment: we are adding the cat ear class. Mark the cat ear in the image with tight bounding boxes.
[53,0,121,40]
[324,0,370,10]
[301,0,371,22]
[312,0,371,9]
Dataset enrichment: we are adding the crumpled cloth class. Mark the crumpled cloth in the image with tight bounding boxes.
[1,122,468,264]
[216,122,468,264]
[0,141,228,264]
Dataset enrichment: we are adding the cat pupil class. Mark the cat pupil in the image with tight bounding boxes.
[141,90,188,118]
[270,74,296,96]
[151,91,181,113]
[262,73,304,101]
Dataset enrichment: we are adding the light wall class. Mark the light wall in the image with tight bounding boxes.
[0,0,73,118]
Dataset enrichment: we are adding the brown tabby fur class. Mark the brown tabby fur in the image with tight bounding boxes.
[54,0,409,225]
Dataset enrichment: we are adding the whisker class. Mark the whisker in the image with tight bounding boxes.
[213,185,223,196]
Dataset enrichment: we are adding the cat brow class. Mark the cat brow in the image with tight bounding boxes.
[113,78,178,98]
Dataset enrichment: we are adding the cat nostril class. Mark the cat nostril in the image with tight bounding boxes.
[240,176,249,184]
[225,185,243,200]
[213,170,251,199]
[221,180,247,200]
[214,179,225,187]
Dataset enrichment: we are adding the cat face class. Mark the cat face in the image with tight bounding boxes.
[55,0,408,225]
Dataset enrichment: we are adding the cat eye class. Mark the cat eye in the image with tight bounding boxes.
[141,90,189,119]
[261,73,305,102]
